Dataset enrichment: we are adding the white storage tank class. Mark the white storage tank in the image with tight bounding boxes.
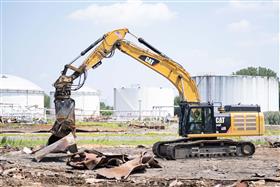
[0,74,44,119]
[50,86,100,119]
[114,85,174,120]
[192,75,279,112]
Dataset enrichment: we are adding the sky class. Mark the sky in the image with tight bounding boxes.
[1,0,279,105]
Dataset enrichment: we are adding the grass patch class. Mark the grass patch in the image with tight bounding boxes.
[144,132,176,136]
[0,136,46,147]
[0,122,126,129]
[0,136,161,147]
[76,122,126,128]
[250,139,269,145]
[0,132,177,138]
[0,123,36,128]
[0,133,51,137]
[77,138,161,146]
[264,129,280,136]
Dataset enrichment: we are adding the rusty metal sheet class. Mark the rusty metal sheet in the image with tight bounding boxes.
[67,149,128,170]
[96,156,144,180]
[34,133,77,162]
[67,152,106,170]
[141,155,161,168]
[67,150,160,179]
[96,152,161,180]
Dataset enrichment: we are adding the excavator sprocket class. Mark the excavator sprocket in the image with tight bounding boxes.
[152,139,255,160]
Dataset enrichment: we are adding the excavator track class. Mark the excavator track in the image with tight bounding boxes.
[152,139,255,160]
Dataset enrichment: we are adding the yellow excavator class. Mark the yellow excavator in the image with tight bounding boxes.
[48,28,264,159]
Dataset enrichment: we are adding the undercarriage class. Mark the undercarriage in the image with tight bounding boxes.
[152,138,255,160]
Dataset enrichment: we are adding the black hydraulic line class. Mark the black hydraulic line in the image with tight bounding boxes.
[80,35,105,56]
[61,35,105,76]
[138,37,167,58]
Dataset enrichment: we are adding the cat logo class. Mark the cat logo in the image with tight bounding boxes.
[216,117,225,124]
[139,55,160,66]
[145,57,155,65]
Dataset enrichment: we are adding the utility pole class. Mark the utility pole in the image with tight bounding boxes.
[138,99,142,121]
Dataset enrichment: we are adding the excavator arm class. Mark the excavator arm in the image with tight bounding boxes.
[53,28,129,100]
[116,40,199,102]
[48,28,200,144]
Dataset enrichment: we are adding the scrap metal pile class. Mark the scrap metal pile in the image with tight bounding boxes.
[68,150,161,180]
[267,140,280,148]
[29,134,161,180]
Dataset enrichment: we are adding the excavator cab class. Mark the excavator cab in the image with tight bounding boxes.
[179,102,215,137]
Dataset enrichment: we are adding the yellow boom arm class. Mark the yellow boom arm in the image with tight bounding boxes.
[116,40,200,102]
[65,28,200,103]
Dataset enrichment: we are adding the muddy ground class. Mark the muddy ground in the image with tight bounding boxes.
[0,124,279,186]
[0,146,279,187]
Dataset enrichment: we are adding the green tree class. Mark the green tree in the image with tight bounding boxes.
[44,94,50,108]
[100,102,113,116]
[233,66,277,77]
[174,96,182,116]
[174,96,182,106]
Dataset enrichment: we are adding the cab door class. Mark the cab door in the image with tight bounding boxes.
[186,106,215,134]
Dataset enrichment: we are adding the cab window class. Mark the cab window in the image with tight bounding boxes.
[188,108,203,134]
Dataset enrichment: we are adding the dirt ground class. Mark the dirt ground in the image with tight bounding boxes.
[0,146,280,187]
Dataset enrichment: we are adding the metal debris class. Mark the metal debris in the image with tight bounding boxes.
[67,150,161,180]
[67,149,128,170]
[267,140,280,148]
[96,152,161,180]
[34,133,77,162]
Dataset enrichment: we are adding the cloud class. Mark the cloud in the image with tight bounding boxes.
[216,0,278,14]
[236,32,279,47]
[68,0,176,25]
[210,57,247,74]
[272,32,280,43]
[229,0,265,11]
[227,20,251,32]
[192,56,246,76]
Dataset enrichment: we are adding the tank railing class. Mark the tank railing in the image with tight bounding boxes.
[0,103,46,124]
[44,108,173,122]
[1,106,178,124]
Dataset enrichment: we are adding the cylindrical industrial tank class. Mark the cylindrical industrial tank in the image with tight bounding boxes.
[192,75,279,111]
[0,74,44,119]
[114,85,174,120]
[50,86,100,120]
